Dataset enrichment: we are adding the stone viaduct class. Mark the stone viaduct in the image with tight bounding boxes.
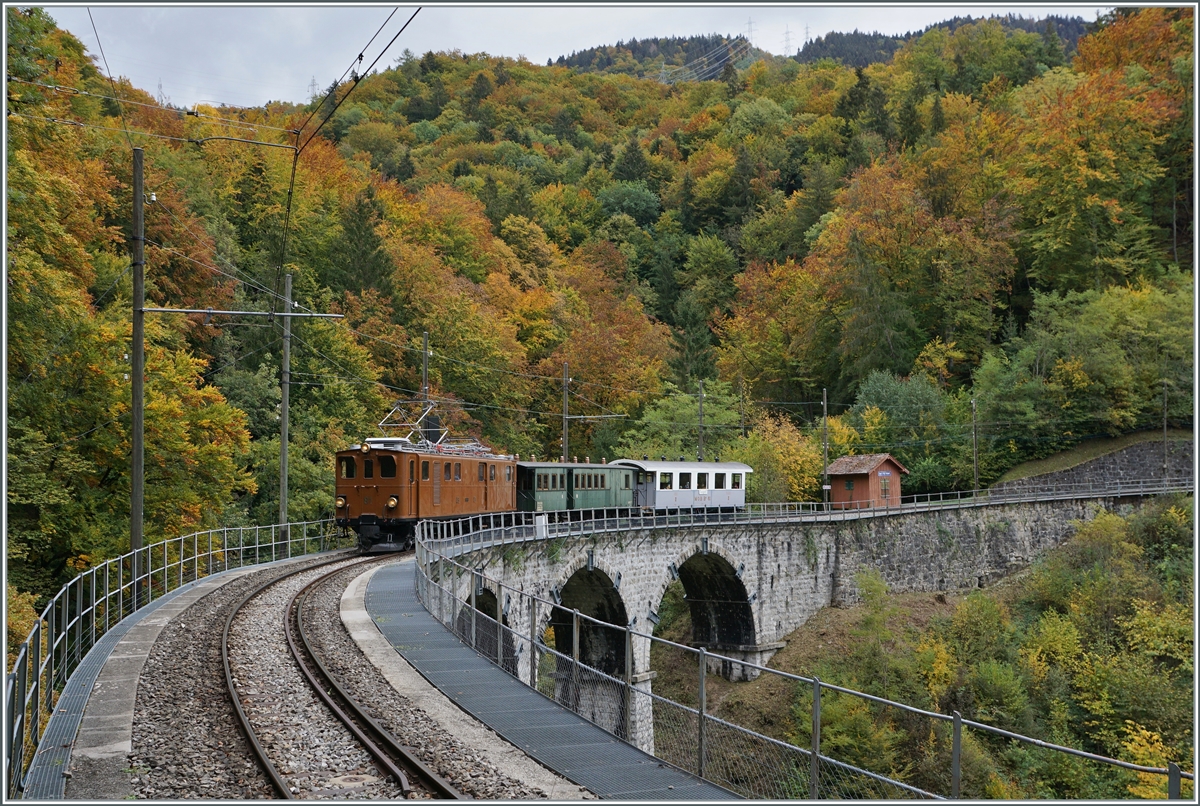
[424,493,1148,751]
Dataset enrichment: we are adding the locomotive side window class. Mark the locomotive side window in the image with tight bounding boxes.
[339,457,356,479]
[732,473,742,489]
[715,473,726,489]
[409,460,415,482]
[363,459,374,479]
[505,466,511,482]
[380,455,396,478]
[422,461,430,480]
[454,463,461,481]
[479,463,486,482]
[444,463,452,482]
[697,472,708,489]
[492,465,498,482]
[679,472,692,490]
[659,473,673,490]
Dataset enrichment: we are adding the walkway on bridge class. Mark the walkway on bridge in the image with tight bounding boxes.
[365,559,739,801]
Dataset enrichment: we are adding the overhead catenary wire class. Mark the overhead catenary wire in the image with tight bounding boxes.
[86,8,134,151]
[271,8,420,314]
[6,77,300,134]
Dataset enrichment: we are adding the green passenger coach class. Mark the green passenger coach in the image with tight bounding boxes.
[516,461,635,513]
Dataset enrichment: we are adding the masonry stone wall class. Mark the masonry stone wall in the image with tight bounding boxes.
[448,497,1116,664]
[990,438,1193,495]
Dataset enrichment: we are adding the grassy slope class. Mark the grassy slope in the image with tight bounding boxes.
[650,587,967,744]
[993,428,1193,484]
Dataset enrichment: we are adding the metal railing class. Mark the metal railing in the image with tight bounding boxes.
[411,476,1195,561]
[412,476,1195,799]
[4,520,351,799]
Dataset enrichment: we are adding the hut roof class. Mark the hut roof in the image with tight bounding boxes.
[825,453,909,475]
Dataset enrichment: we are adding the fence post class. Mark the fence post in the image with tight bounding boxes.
[810,676,821,799]
[437,553,445,626]
[624,623,633,743]
[529,597,538,689]
[74,576,82,665]
[572,609,581,710]
[470,573,478,650]
[46,597,56,703]
[698,646,707,779]
[1168,762,1181,799]
[497,582,504,668]
[952,711,962,799]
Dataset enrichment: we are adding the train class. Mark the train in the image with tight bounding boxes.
[334,437,753,552]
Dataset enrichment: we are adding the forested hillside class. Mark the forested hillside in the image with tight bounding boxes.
[6,7,1193,605]
[796,15,1088,67]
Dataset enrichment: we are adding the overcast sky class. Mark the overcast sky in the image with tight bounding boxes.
[44,4,1106,109]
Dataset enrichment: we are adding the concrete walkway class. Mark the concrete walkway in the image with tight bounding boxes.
[359,559,740,800]
[24,555,329,800]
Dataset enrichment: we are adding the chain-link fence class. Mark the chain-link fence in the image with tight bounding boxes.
[415,509,1195,800]
[5,520,352,798]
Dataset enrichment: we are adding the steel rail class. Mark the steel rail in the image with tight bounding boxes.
[287,559,466,799]
[220,552,356,799]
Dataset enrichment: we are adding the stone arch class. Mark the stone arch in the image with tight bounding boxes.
[455,585,517,675]
[661,545,756,652]
[546,560,629,677]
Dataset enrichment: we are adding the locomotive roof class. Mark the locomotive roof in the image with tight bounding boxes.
[344,437,513,460]
[610,459,753,473]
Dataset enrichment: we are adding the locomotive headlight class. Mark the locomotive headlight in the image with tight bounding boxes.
[335,495,347,509]
[360,442,371,454]
[386,496,399,509]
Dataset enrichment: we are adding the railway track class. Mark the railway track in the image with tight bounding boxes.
[221,555,466,799]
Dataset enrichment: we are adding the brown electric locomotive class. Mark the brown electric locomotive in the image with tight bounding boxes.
[334,437,516,551]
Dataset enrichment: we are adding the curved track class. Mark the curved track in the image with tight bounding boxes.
[287,562,466,799]
[222,554,467,799]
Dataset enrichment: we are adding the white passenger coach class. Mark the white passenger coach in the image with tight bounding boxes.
[611,459,753,511]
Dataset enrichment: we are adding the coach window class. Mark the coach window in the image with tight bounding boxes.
[380,455,396,478]
[537,473,545,490]
[732,473,742,489]
[697,472,708,489]
[339,457,356,479]
[624,473,631,489]
[679,472,692,490]
[659,472,673,490]
[551,474,557,490]
[444,463,452,482]
[715,473,726,489]
[421,460,430,481]
[558,473,565,489]
[363,459,374,479]
[601,474,607,489]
